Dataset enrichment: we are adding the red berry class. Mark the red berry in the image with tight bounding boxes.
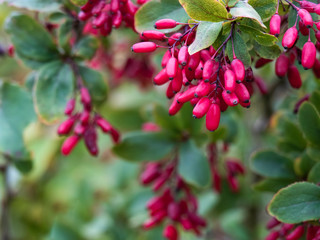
[254,77,268,95]
[193,97,211,119]
[200,49,211,62]
[171,68,183,93]
[80,87,91,107]
[302,41,316,69]
[194,81,211,98]
[255,58,273,68]
[231,58,245,82]
[203,60,215,81]
[224,69,236,93]
[132,42,158,53]
[299,20,309,36]
[313,58,320,78]
[61,135,80,155]
[57,118,75,135]
[163,225,178,240]
[110,128,120,143]
[178,45,189,66]
[275,54,290,77]
[96,117,112,132]
[282,26,298,49]
[222,91,239,106]
[64,99,76,115]
[286,226,304,240]
[169,93,183,115]
[265,231,280,240]
[270,14,281,36]
[177,87,196,103]
[235,83,250,103]
[166,57,179,80]
[206,103,221,131]
[187,52,201,71]
[288,65,302,89]
[298,9,313,28]
[84,127,98,156]
[154,19,177,29]
[153,69,169,85]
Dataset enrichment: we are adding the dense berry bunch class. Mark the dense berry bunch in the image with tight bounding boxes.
[140,160,206,240]
[58,86,119,156]
[266,217,320,240]
[132,20,253,132]
[78,0,149,36]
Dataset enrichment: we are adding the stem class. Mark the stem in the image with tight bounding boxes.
[284,0,299,11]
[67,58,85,90]
[211,22,235,60]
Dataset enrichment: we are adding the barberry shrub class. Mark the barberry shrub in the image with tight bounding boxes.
[0,0,320,239]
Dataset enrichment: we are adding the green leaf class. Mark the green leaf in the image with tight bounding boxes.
[178,140,211,188]
[58,18,73,51]
[268,182,320,223]
[230,1,266,28]
[310,91,320,114]
[248,0,277,21]
[153,104,181,133]
[308,162,320,183]
[78,65,107,104]
[294,152,316,178]
[227,0,240,7]
[5,13,59,69]
[226,31,251,67]
[135,0,189,33]
[35,61,75,124]
[50,221,84,240]
[298,102,320,147]
[188,21,223,55]
[254,178,294,193]
[4,0,61,12]
[179,0,229,22]
[14,160,33,174]
[112,132,176,162]
[307,147,320,162]
[238,24,277,46]
[251,150,296,179]
[0,82,36,158]
[73,36,99,60]
[253,41,281,59]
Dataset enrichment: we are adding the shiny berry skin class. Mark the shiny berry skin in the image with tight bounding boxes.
[163,225,178,240]
[131,42,158,53]
[154,19,177,29]
[193,97,211,119]
[282,27,298,49]
[166,57,179,80]
[288,65,302,89]
[61,135,80,155]
[224,69,236,93]
[141,30,166,41]
[269,14,281,36]
[275,54,290,77]
[231,58,245,82]
[301,41,316,69]
[206,103,221,131]
[298,9,313,28]
[178,45,189,66]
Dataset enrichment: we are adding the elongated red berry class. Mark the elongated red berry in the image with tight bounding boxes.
[224,69,236,93]
[222,91,239,106]
[177,87,196,103]
[299,0,317,9]
[231,58,245,82]
[302,41,316,69]
[64,99,76,115]
[172,68,183,93]
[282,27,298,49]
[168,33,182,46]
[187,52,200,71]
[203,60,215,81]
[166,57,178,80]
[169,93,183,115]
[193,97,211,118]
[163,225,178,240]
[166,81,175,99]
[313,58,320,78]
[299,20,309,36]
[194,81,211,98]
[57,118,75,135]
[61,135,79,155]
[132,42,158,53]
[255,58,273,68]
[195,61,204,79]
[142,30,166,41]
[206,103,221,131]
[96,117,112,132]
[286,226,304,240]
[298,9,313,28]
[200,50,211,62]
[162,50,171,68]
[80,87,91,108]
[275,54,290,77]
[110,128,120,143]
[154,19,177,29]
[140,163,161,185]
[270,14,281,36]
[84,128,98,156]
[265,231,280,240]
[288,65,302,89]
[168,203,181,221]
[178,45,189,66]
[235,83,250,103]
[153,69,169,85]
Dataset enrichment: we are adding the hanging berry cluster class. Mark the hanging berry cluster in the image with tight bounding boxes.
[266,217,320,240]
[58,64,120,156]
[78,0,149,36]
[132,20,253,132]
[140,159,207,240]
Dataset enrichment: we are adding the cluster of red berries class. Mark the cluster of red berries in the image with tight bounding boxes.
[132,19,253,132]
[78,0,149,36]
[58,87,119,156]
[140,161,206,240]
[208,143,245,193]
[267,0,320,87]
[266,217,320,240]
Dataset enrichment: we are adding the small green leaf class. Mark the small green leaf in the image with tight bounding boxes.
[178,140,211,188]
[72,36,99,60]
[58,18,73,51]
[308,162,320,183]
[0,82,36,158]
[226,31,251,67]
[251,150,296,179]
[230,1,266,28]
[188,21,223,55]
[298,102,320,147]
[248,0,277,21]
[5,13,59,69]
[310,91,320,114]
[35,61,75,124]
[135,0,189,33]
[294,152,316,178]
[4,0,61,12]
[112,132,176,162]
[254,178,294,193]
[253,41,281,59]
[268,182,320,223]
[179,0,229,22]
[238,24,277,46]
[306,147,320,162]
[78,65,107,104]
